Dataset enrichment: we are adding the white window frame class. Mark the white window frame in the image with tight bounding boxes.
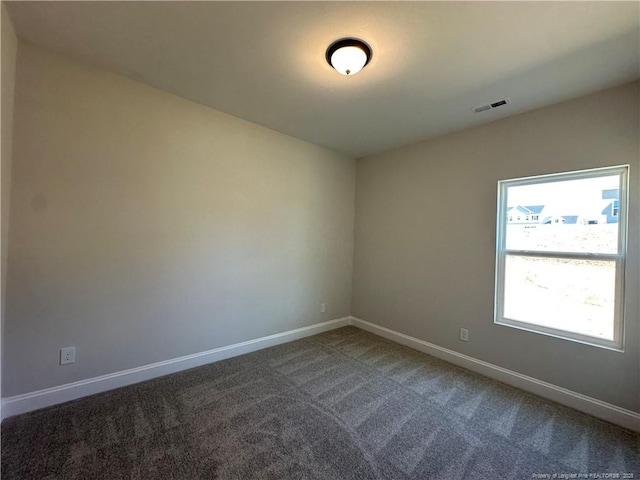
[494,165,628,351]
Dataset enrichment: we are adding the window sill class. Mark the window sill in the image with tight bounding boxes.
[495,318,624,352]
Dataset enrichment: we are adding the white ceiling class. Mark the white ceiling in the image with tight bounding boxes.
[5,1,640,158]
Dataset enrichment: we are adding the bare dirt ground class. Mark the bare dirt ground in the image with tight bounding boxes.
[503,224,618,340]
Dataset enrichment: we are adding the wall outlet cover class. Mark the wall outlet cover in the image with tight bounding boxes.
[60,346,75,365]
[459,328,469,342]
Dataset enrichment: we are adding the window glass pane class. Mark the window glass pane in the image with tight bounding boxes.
[503,255,615,340]
[505,175,620,254]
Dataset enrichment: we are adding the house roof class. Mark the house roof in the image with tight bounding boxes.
[524,205,545,215]
[507,205,545,215]
[541,215,578,224]
[602,189,619,200]
[5,2,639,158]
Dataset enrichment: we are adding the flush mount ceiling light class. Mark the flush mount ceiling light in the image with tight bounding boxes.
[326,38,372,76]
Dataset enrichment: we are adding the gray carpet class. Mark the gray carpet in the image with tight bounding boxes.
[2,326,638,479]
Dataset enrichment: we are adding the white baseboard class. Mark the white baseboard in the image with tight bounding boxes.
[4,315,639,432]
[1,316,350,420]
[350,316,640,432]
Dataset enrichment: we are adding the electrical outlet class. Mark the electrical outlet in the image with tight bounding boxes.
[60,346,75,365]
[459,328,469,342]
[320,303,326,313]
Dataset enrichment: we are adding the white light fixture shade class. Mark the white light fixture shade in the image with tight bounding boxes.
[331,46,368,76]
[326,39,372,76]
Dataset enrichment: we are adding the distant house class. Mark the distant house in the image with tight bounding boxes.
[542,215,570,225]
[601,188,619,224]
[506,205,544,224]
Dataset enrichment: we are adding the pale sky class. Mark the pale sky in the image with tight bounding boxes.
[507,175,619,217]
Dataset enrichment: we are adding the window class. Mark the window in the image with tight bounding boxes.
[494,165,628,350]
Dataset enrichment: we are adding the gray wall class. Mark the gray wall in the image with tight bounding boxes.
[4,40,638,415]
[1,3,18,412]
[4,43,355,397]
[353,82,640,412]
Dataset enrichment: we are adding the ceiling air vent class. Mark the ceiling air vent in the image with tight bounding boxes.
[473,97,510,113]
